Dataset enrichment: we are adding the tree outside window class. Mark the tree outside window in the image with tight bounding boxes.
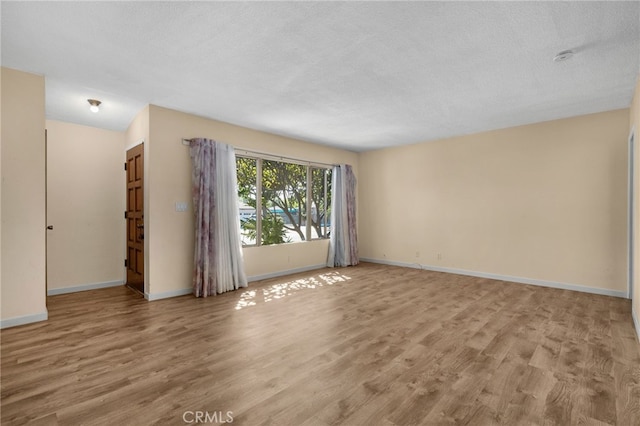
[236,156,331,246]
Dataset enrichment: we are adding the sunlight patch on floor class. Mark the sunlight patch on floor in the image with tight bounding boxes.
[235,271,351,310]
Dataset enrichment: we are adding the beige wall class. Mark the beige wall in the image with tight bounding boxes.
[630,75,640,337]
[45,120,125,293]
[1,67,47,326]
[359,109,629,295]
[0,66,3,310]
[125,105,149,151]
[146,105,357,297]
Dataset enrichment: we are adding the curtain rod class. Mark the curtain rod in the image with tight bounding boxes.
[182,138,337,168]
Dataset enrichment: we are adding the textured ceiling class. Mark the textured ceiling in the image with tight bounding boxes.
[2,1,639,152]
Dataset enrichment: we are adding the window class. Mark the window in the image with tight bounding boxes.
[236,155,332,246]
[310,167,332,239]
[236,157,257,245]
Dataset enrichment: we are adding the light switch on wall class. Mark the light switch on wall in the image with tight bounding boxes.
[175,202,188,212]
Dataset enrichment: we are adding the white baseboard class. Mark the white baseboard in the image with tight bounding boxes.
[633,307,640,342]
[247,264,327,282]
[145,288,192,301]
[360,257,627,299]
[47,280,124,296]
[143,264,326,301]
[0,310,48,329]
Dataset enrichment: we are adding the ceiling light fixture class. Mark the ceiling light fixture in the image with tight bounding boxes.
[553,50,574,62]
[87,98,101,113]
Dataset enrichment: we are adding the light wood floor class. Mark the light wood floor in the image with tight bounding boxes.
[2,263,639,425]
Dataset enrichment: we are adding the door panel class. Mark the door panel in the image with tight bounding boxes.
[126,144,144,293]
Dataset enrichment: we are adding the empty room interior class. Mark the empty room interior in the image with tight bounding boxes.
[1,2,640,425]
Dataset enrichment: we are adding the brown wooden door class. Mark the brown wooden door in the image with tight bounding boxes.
[126,144,144,293]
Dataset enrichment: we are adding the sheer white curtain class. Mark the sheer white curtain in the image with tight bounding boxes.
[190,138,247,297]
[327,164,358,267]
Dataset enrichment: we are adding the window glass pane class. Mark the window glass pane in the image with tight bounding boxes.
[236,156,331,246]
[261,160,307,245]
[236,157,257,246]
[311,167,332,239]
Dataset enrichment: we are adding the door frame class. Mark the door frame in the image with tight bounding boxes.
[45,128,48,301]
[629,127,636,300]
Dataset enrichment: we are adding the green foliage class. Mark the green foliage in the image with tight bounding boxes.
[236,156,332,244]
[241,215,291,245]
[262,160,307,241]
[236,157,257,209]
[311,167,332,238]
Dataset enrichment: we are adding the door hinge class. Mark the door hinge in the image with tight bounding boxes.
[124,211,128,219]
[124,259,128,267]
[124,162,127,171]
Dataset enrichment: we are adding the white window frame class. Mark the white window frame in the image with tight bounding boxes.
[236,151,332,247]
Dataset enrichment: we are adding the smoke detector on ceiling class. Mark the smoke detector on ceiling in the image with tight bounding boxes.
[553,50,574,62]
